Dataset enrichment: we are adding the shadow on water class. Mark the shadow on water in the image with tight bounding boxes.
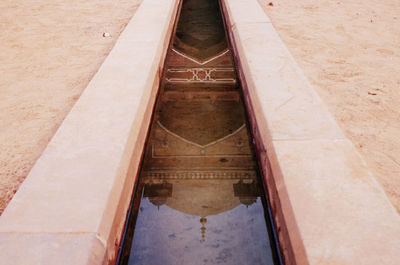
[118,0,281,264]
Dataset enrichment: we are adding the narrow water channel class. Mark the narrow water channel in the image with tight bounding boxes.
[118,0,280,264]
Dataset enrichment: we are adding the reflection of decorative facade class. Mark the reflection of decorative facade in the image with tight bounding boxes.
[137,0,261,243]
[118,1,280,264]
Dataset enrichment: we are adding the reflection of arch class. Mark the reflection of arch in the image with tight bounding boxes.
[173,36,227,61]
[171,48,230,66]
[158,98,246,147]
[157,120,246,149]
[173,0,227,60]
[173,37,228,62]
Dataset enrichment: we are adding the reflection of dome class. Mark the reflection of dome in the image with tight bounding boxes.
[149,197,167,208]
[143,182,172,209]
[142,177,260,215]
[233,180,259,207]
[165,179,241,217]
[238,197,257,207]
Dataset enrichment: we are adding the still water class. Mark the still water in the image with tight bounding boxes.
[118,0,280,264]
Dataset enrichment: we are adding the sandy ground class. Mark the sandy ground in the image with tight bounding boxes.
[259,0,400,212]
[0,0,142,215]
[1,0,399,216]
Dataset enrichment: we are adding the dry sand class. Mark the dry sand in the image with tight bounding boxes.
[1,0,399,215]
[0,0,142,214]
[260,0,400,212]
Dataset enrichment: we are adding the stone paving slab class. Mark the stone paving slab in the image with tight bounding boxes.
[0,0,180,263]
[0,233,101,265]
[270,139,400,264]
[221,0,400,264]
[232,21,344,141]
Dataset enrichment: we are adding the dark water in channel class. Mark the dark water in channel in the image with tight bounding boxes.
[118,0,279,264]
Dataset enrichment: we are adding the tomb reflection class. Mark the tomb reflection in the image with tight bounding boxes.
[117,0,279,264]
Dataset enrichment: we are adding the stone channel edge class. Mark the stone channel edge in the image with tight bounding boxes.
[220,0,400,264]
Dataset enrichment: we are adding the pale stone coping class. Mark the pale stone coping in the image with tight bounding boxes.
[0,0,180,264]
[220,0,400,264]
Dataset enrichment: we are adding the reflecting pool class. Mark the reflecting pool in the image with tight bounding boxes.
[117,0,280,264]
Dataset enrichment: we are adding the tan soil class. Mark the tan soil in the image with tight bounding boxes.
[1,0,399,216]
[259,0,400,212]
[0,0,142,215]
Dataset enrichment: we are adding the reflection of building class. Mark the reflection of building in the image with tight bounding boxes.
[143,183,172,209]
[142,178,259,216]
[142,178,260,243]
[141,95,261,238]
[141,90,260,216]
[141,87,260,240]
[138,0,261,243]
[233,180,260,207]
